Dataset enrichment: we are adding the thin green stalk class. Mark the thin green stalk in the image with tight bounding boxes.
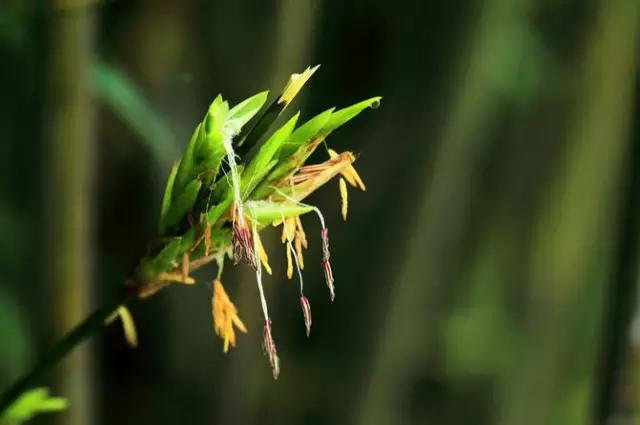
[0,240,225,417]
[0,293,129,415]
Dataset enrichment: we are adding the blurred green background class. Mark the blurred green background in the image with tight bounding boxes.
[1,0,640,424]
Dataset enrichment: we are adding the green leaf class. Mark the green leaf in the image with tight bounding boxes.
[251,109,335,199]
[161,178,202,233]
[225,91,269,136]
[134,237,184,283]
[134,227,202,284]
[278,108,334,158]
[241,112,300,197]
[236,102,281,155]
[206,196,233,226]
[202,95,229,136]
[258,97,381,197]
[159,161,179,231]
[195,95,229,180]
[172,124,202,199]
[173,95,229,200]
[322,96,382,134]
[91,60,175,164]
[1,387,67,424]
[245,200,313,223]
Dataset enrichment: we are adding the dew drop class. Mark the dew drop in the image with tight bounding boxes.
[369,98,381,109]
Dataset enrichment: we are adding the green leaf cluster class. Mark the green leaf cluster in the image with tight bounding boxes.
[134,66,380,285]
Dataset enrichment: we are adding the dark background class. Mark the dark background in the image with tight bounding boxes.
[1,0,639,424]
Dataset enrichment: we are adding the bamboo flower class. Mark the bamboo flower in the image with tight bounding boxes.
[127,67,380,378]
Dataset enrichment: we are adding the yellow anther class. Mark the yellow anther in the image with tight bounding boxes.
[328,148,366,191]
[342,166,366,191]
[212,280,247,353]
[295,216,308,249]
[117,306,138,348]
[286,244,293,279]
[295,236,305,270]
[281,217,297,244]
[339,177,348,221]
[255,232,272,275]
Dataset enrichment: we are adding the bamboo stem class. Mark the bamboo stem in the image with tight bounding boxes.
[45,4,96,424]
[0,294,129,415]
[593,96,640,425]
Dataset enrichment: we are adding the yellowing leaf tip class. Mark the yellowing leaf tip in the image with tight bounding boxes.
[278,64,321,106]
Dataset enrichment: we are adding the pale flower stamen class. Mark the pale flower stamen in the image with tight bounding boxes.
[232,202,256,267]
[252,222,280,379]
[262,319,280,379]
[300,295,312,337]
[320,228,335,302]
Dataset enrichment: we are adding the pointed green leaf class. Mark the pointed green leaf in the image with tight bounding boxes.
[196,95,229,174]
[241,112,300,197]
[206,196,233,226]
[159,161,179,231]
[277,108,334,159]
[202,95,229,136]
[173,96,230,200]
[134,237,183,283]
[322,96,382,134]
[235,102,281,154]
[172,124,202,199]
[161,178,202,233]
[225,91,269,136]
[245,200,313,223]
[251,109,334,199]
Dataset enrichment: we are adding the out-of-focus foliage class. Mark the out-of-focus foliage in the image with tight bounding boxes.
[0,290,30,382]
[0,387,66,424]
[92,60,175,164]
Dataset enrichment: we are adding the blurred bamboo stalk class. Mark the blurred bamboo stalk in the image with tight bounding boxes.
[592,4,640,422]
[269,0,319,88]
[594,80,640,424]
[498,1,639,424]
[355,0,533,423]
[45,3,95,425]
